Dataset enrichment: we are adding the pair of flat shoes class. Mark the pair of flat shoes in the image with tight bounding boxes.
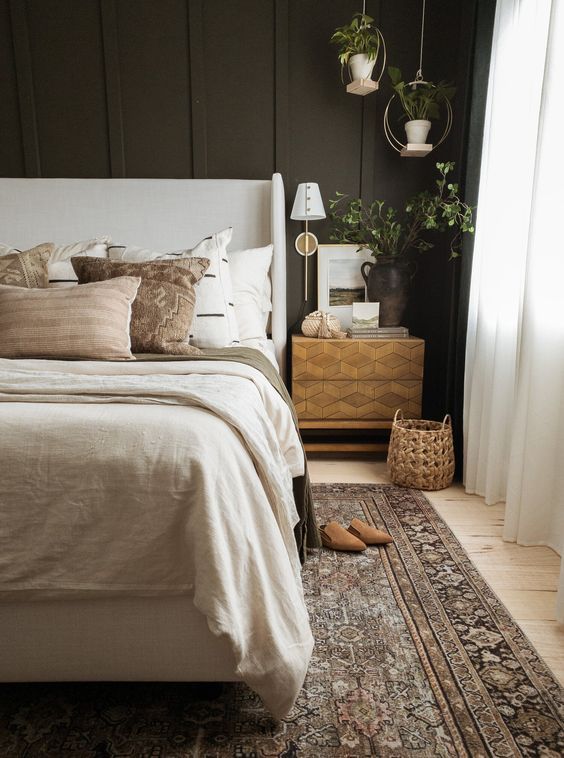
[319,517,393,552]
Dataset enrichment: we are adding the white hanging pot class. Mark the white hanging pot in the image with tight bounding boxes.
[349,53,376,81]
[405,119,432,144]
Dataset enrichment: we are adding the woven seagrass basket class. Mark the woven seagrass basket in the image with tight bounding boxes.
[387,409,455,491]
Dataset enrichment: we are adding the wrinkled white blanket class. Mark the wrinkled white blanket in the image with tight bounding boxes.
[0,358,313,719]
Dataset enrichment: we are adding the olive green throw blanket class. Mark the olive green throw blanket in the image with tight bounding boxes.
[134,348,321,560]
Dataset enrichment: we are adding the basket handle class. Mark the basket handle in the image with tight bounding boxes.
[393,408,404,423]
[442,414,452,427]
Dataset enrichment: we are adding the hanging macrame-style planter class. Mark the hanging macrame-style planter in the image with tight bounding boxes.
[384,0,454,157]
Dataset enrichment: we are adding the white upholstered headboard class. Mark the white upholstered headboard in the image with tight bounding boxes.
[0,173,287,376]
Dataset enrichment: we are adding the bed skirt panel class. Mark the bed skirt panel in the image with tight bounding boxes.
[0,596,239,682]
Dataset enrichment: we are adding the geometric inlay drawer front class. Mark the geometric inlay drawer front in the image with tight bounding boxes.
[292,337,424,382]
[292,379,422,420]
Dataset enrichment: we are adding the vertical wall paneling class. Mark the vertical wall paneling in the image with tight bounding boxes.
[0,0,24,176]
[201,1,274,180]
[188,0,207,178]
[287,0,364,316]
[25,0,110,177]
[358,99,369,199]
[0,0,489,416]
[8,0,40,176]
[101,0,125,178]
[359,0,381,200]
[274,0,290,181]
[274,0,290,337]
[115,0,192,178]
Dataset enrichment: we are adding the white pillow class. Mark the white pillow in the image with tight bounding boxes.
[0,243,19,255]
[49,237,112,287]
[108,228,239,349]
[1,237,111,288]
[229,244,273,341]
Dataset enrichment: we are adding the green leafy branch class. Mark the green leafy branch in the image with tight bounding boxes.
[328,162,474,260]
[330,13,382,78]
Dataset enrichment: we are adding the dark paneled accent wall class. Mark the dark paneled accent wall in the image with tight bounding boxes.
[0,0,486,419]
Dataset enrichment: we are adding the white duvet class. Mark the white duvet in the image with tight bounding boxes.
[0,358,313,719]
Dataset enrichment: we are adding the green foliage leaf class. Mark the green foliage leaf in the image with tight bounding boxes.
[328,161,475,261]
[387,68,455,122]
[330,12,382,68]
[388,66,403,86]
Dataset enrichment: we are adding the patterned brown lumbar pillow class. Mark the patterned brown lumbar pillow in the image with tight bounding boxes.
[0,244,54,288]
[0,277,141,360]
[71,257,210,355]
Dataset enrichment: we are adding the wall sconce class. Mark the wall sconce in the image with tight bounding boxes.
[290,182,326,301]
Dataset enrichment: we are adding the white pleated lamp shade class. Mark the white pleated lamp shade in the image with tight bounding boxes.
[290,182,326,221]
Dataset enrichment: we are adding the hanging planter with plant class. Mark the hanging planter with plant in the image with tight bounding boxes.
[328,162,474,326]
[330,10,386,95]
[383,0,455,156]
[388,67,455,145]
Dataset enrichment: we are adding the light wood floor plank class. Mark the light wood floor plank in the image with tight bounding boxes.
[307,455,564,685]
[478,566,560,591]
[499,590,557,621]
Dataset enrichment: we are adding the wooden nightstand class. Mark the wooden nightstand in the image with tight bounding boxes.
[291,334,425,453]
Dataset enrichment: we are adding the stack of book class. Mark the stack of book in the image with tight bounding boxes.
[348,326,409,339]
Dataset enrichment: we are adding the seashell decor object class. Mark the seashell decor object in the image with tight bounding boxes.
[301,310,347,339]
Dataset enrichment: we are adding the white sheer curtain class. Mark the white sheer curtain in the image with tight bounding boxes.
[464,0,564,620]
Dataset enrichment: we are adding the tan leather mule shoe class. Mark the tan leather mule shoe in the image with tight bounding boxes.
[319,521,366,552]
[347,517,393,545]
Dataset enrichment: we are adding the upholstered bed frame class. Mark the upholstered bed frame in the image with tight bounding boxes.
[0,174,287,685]
[0,173,287,376]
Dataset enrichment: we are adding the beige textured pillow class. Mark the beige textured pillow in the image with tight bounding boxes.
[72,257,210,355]
[0,277,141,360]
[108,229,238,349]
[0,244,54,288]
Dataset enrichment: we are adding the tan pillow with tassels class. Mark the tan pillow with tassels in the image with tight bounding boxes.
[0,244,54,288]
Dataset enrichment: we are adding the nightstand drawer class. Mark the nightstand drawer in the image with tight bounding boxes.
[292,337,424,381]
[292,379,422,420]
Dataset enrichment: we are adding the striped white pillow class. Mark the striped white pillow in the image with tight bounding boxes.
[48,237,112,287]
[0,238,111,288]
[108,228,239,349]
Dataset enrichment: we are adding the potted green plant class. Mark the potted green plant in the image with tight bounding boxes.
[328,161,474,326]
[388,66,456,145]
[330,13,383,82]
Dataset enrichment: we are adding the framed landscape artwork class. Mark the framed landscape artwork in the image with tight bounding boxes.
[317,244,373,329]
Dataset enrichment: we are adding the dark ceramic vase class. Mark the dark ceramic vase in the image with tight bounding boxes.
[360,256,411,327]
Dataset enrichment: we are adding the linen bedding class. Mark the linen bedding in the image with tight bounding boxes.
[0,350,315,719]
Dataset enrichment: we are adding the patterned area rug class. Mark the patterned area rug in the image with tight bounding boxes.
[1,484,563,757]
